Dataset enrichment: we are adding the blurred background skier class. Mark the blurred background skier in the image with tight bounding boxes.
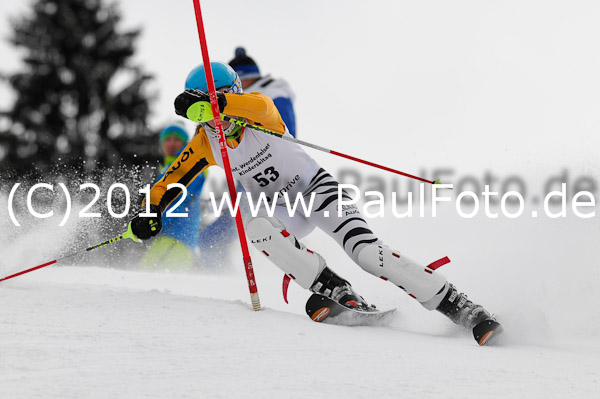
[138,122,203,270]
[139,122,237,271]
[229,47,297,138]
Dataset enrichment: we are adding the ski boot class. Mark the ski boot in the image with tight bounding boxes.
[436,284,503,345]
[311,267,373,311]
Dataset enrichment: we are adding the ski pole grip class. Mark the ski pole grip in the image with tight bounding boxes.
[186,101,215,123]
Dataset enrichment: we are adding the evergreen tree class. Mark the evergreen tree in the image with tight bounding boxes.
[0,0,158,176]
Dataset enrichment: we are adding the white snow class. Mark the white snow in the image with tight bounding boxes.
[2,209,599,398]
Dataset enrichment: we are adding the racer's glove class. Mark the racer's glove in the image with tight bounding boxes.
[174,89,227,123]
[130,204,162,240]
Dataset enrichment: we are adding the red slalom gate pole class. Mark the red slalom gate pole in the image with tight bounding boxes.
[192,0,260,311]
[0,260,58,283]
[0,225,140,283]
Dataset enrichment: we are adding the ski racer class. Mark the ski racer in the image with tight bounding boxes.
[129,62,502,345]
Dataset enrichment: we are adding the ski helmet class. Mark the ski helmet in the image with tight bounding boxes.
[185,62,243,93]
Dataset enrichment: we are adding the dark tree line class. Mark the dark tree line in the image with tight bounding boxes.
[0,0,160,178]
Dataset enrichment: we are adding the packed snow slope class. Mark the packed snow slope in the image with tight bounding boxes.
[1,210,599,398]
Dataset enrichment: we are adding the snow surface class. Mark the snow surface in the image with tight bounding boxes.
[2,209,599,398]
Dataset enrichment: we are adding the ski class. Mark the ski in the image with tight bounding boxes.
[472,319,504,346]
[305,293,396,326]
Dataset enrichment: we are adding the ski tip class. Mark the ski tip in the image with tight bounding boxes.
[310,307,331,322]
[473,320,503,346]
[432,178,441,184]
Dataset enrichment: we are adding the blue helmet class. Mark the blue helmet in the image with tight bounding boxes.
[185,61,243,93]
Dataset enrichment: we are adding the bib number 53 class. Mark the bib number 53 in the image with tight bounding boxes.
[252,166,280,187]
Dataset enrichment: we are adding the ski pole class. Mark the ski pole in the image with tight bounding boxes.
[223,116,442,185]
[192,0,261,311]
[0,223,140,283]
